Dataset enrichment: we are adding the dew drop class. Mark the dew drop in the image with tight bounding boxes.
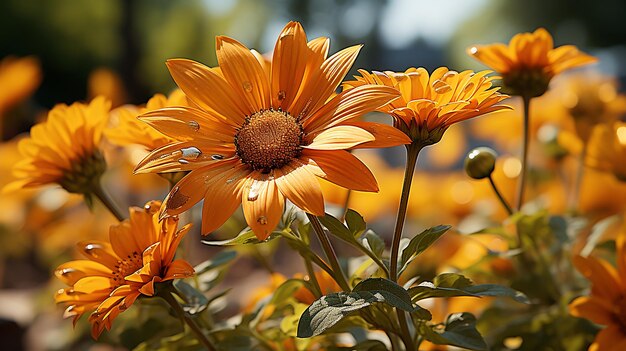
[225,177,237,184]
[187,120,200,131]
[242,81,253,93]
[257,216,268,225]
[469,46,479,55]
[180,146,202,160]
[211,154,224,160]
[277,90,286,101]
[178,159,190,164]
[247,180,261,201]
[144,203,152,211]
[84,243,103,257]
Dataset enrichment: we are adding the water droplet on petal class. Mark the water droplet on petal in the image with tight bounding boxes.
[180,146,202,160]
[247,180,261,201]
[257,216,267,225]
[188,120,200,131]
[277,90,286,101]
[211,154,224,160]
[178,159,190,164]
[243,81,253,92]
[469,46,479,55]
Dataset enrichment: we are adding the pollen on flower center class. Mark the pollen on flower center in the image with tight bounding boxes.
[111,251,142,285]
[235,109,303,173]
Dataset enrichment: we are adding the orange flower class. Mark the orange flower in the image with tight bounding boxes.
[569,232,626,350]
[134,21,409,239]
[3,97,110,195]
[344,67,509,146]
[55,201,194,338]
[468,28,596,97]
[586,122,626,181]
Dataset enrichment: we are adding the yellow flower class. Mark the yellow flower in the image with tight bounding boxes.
[552,71,626,142]
[569,232,626,350]
[87,67,127,108]
[134,21,409,239]
[105,90,188,151]
[468,28,596,97]
[0,56,42,114]
[344,67,509,146]
[586,122,626,181]
[3,97,110,195]
[55,201,194,338]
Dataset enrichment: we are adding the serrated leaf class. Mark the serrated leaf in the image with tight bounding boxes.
[201,230,280,246]
[297,278,414,337]
[345,209,366,238]
[417,313,487,351]
[399,225,451,275]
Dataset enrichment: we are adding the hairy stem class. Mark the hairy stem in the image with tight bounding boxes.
[515,96,532,211]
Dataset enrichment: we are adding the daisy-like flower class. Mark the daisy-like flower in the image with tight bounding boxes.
[55,200,194,338]
[343,67,510,146]
[0,56,42,115]
[134,21,409,239]
[3,97,110,195]
[586,121,626,181]
[467,28,597,98]
[569,231,626,350]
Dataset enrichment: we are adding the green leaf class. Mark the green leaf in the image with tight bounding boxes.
[174,281,209,315]
[297,278,414,337]
[345,209,366,238]
[417,313,487,351]
[362,230,385,258]
[193,251,236,276]
[201,230,280,246]
[318,213,355,243]
[399,225,451,275]
[409,273,529,304]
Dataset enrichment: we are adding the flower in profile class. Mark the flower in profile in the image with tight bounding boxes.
[343,67,510,146]
[586,122,626,182]
[134,21,409,239]
[105,90,188,151]
[55,201,194,338]
[467,28,597,98]
[569,231,626,350]
[3,97,110,196]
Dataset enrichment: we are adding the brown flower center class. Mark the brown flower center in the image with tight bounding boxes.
[235,109,303,173]
[111,251,142,285]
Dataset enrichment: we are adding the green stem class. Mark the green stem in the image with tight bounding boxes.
[160,286,216,351]
[389,143,422,281]
[306,213,350,291]
[304,257,322,298]
[341,189,352,221]
[515,96,532,211]
[91,180,125,221]
[489,175,513,216]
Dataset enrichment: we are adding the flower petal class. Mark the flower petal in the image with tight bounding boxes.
[166,59,246,126]
[302,149,378,192]
[139,106,236,143]
[340,121,411,148]
[274,161,325,216]
[241,175,285,240]
[134,141,236,174]
[215,36,270,114]
[271,22,309,109]
[303,85,400,133]
[568,296,615,325]
[304,125,374,150]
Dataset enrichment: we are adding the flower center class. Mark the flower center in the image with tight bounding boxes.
[235,109,303,173]
[111,251,142,286]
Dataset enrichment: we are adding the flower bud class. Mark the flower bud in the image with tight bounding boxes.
[464,147,497,179]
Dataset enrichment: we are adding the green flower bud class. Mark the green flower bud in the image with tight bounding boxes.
[465,147,497,179]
